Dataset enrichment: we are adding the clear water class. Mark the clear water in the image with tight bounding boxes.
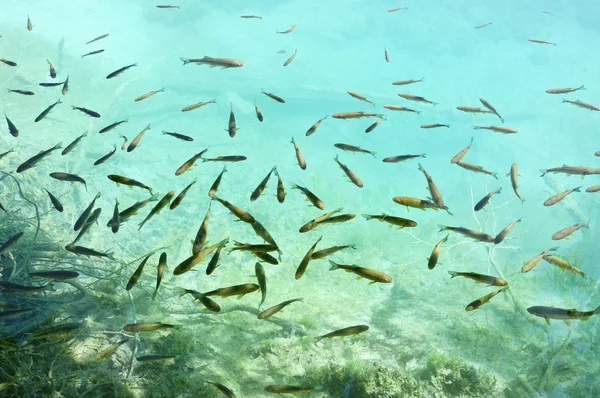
[1,1,599,397]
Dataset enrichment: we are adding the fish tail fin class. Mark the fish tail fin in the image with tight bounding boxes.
[574,186,582,192]
[437,224,448,232]
[180,57,191,65]
[328,260,340,271]
[492,172,498,179]
[71,105,77,110]
[448,271,459,279]
[442,233,450,242]
[444,208,454,216]
[420,154,427,158]
[361,214,374,220]
[585,220,590,229]
[579,85,586,90]
[540,169,547,177]
[594,305,600,315]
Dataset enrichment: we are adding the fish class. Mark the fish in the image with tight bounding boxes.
[170,179,196,210]
[181,99,216,112]
[45,189,64,212]
[123,323,181,332]
[283,49,297,66]
[295,236,323,280]
[544,187,581,206]
[465,287,508,311]
[365,118,386,133]
[35,99,62,122]
[39,82,65,87]
[16,142,62,172]
[545,85,585,94]
[175,148,208,176]
[254,100,264,122]
[418,163,451,214]
[276,24,297,34]
[265,385,314,394]
[275,169,286,203]
[392,196,438,211]
[262,90,285,103]
[334,155,363,188]
[0,148,14,160]
[7,89,34,95]
[311,244,356,260]
[398,93,437,105]
[192,204,210,255]
[383,104,421,114]
[334,143,376,157]
[152,252,167,300]
[392,78,423,86]
[127,124,151,152]
[0,281,48,294]
[251,167,276,202]
[258,299,303,320]
[179,289,221,312]
[315,325,369,343]
[226,105,239,137]
[329,261,392,283]
[62,132,87,155]
[99,119,128,134]
[62,76,69,95]
[479,98,504,123]
[382,154,425,163]
[126,254,151,290]
[255,262,267,308]
[438,225,495,243]
[384,46,390,62]
[86,33,109,44]
[527,305,600,325]
[0,59,17,67]
[305,115,328,137]
[109,199,120,233]
[292,184,325,210]
[65,244,114,260]
[291,137,307,170]
[202,156,247,163]
[388,7,407,12]
[474,125,517,134]
[475,22,492,29]
[363,213,416,228]
[31,323,82,339]
[203,283,260,298]
[138,191,175,230]
[561,99,600,111]
[540,165,600,177]
[27,15,33,31]
[428,234,449,270]
[181,56,244,68]
[134,88,164,102]
[120,135,128,150]
[551,222,589,240]
[521,247,558,273]
[229,242,278,254]
[93,144,117,166]
[96,339,129,360]
[206,239,227,275]
[347,91,374,105]
[252,252,278,265]
[47,59,56,78]
[494,218,523,244]
[108,174,153,193]
[208,166,227,197]
[420,123,449,129]
[156,5,180,8]
[28,270,79,280]
[331,112,383,119]
[206,381,236,398]
[456,161,498,179]
[81,49,105,58]
[241,15,262,19]
[586,185,600,193]
[49,172,87,188]
[448,271,507,286]
[509,163,524,202]
[300,213,356,233]
[0,232,24,255]
[0,308,37,321]
[211,196,256,223]
[74,192,101,231]
[528,38,556,46]
[456,106,491,114]
[73,208,101,244]
[106,63,137,79]
[474,187,502,211]
[543,255,585,277]
[4,114,19,137]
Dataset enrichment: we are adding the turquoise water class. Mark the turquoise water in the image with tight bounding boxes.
[1,1,599,397]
